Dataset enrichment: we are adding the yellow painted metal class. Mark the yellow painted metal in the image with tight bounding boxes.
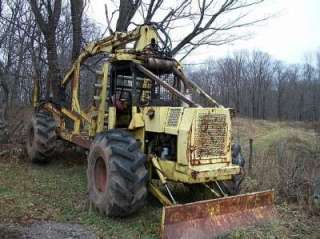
[83,105,98,137]
[149,157,176,207]
[112,52,142,62]
[152,157,168,184]
[148,183,173,206]
[31,24,275,239]
[61,25,157,88]
[142,107,169,132]
[134,25,159,51]
[164,107,183,135]
[141,78,152,104]
[137,106,238,183]
[129,107,145,150]
[59,130,73,142]
[107,107,116,129]
[30,25,276,239]
[71,62,81,113]
[155,158,237,183]
[61,108,81,133]
[51,25,159,141]
[78,111,92,124]
[31,77,40,107]
[177,108,196,165]
[128,112,145,129]
[96,64,109,133]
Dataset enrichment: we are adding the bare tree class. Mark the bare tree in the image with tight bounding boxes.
[105,0,269,58]
[169,0,269,57]
[116,0,141,31]
[1,0,320,124]
[70,0,84,60]
[29,0,62,100]
[0,0,32,142]
[273,61,286,120]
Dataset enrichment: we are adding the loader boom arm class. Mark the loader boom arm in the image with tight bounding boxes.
[61,25,160,113]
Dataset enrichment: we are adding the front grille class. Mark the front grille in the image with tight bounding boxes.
[167,108,182,127]
[194,113,227,159]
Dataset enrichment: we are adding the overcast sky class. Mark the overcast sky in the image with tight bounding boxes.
[88,0,320,64]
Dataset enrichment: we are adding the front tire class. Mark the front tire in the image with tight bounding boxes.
[26,111,57,164]
[221,144,245,195]
[87,129,148,217]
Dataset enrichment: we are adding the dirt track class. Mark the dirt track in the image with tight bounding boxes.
[0,222,96,239]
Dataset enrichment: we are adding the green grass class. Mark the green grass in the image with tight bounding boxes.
[233,118,317,156]
[1,118,320,238]
[0,156,161,238]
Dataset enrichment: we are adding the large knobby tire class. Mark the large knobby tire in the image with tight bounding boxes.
[87,129,148,217]
[26,111,57,164]
[220,144,245,195]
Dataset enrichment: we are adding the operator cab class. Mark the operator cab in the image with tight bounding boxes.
[108,60,183,128]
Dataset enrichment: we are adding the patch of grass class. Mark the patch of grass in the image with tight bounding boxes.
[1,117,320,238]
[0,158,160,238]
[233,118,316,152]
[224,203,320,239]
[232,118,320,238]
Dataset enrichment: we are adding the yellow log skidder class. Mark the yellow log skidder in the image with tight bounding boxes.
[27,25,275,239]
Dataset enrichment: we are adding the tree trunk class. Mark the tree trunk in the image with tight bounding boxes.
[277,91,282,120]
[0,72,9,143]
[29,0,62,101]
[71,0,83,61]
[116,0,141,32]
[45,34,61,99]
[298,94,304,121]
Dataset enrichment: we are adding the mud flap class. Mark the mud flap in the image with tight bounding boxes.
[161,190,275,239]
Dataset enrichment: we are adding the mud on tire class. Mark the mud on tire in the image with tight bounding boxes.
[87,129,148,217]
[26,111,57,164]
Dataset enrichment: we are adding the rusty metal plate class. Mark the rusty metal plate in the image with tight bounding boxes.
[161,190,276,239]
[192,112,227,163]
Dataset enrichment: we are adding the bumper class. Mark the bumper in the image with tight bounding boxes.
[161,190,275,239]
[157,159,240,184]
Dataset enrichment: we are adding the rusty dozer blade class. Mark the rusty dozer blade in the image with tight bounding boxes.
[161,190,276,239]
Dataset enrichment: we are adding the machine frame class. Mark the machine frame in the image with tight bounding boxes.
[29,25,275,239]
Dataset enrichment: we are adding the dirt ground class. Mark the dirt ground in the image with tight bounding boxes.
[0,222,96,239]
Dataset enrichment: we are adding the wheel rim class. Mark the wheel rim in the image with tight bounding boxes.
[28,126,34,147]
[94,157,107,192]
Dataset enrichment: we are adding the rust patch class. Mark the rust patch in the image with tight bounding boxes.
[190,112,228,165]
[71,135,91,149]
[191,170,199,179]
[162,190,276,239]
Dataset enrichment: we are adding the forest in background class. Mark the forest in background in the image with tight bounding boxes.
[0,0,319,124]
[188,51,320,121]
[0,1,320,237]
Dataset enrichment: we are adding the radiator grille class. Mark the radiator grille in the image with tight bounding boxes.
[167,108,182,127]
[194,113,227,159]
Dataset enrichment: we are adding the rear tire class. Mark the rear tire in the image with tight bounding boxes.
[26,111,57,164]
[87,129,148,217]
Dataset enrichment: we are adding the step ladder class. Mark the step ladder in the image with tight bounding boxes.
[93,68,110,131]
